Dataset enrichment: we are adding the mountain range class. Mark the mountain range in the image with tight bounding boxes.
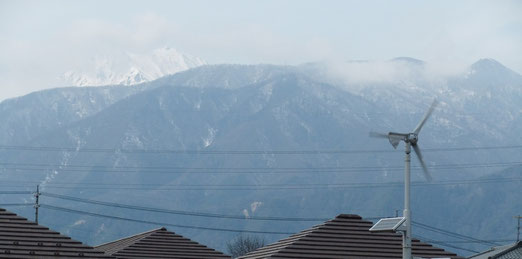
[0,58,521,256]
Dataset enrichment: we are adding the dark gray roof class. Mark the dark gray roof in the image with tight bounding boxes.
[95,227,231,259]
[468,241,522,259]
[239,214,463,259]
[0,207,112,258]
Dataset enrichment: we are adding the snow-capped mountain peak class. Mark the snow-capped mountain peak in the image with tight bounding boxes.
[59,47,206,87]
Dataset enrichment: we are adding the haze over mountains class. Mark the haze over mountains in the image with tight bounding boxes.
[1,58,521,256]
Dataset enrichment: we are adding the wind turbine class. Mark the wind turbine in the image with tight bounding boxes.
[369,99,437,259]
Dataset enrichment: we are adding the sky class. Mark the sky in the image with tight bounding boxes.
[0,0,521,101]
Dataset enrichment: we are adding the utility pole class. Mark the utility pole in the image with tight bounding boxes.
[514,215,522,243]
[34,185,40,224]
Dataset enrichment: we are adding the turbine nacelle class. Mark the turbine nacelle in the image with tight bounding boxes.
[386,132,418,149]
[370,99,438,182]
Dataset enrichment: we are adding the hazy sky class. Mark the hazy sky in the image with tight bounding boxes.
[1,0,521,101]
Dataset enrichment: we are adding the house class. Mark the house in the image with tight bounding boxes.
[0,207,112,258]
[467,241,522,259]
[95,227,231,258]
[239,214,464,259]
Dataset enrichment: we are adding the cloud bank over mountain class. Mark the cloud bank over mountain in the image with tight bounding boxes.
[1,1,521,101]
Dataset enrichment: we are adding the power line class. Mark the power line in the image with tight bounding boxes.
[40,192,331,222]
[4,177,514,191]
[1,161,521,175]
[5,162,404,171]
[18,177,522,188]
[2,161,521,171]
[413,234,479,254]
[0,191,32,195]
[38,191,510,250]
[33,201,492,255]
[40,204,295,235]
[2,174,521,188]
[8,197,503,246]
[412,221,500,247]
[3,191,503,250]
[37,204,498,255]
[0,145,394,154]
[0,203,33,207]
[0,144,521,154]
[64,177,522,188]
[424,239,514,244]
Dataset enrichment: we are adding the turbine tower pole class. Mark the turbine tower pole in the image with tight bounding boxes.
[403,142,412,259]
[369,99,437,259]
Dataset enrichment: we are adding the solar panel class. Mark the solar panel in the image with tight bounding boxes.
[369,217,406,232]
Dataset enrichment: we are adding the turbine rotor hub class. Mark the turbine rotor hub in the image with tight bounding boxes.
[406,133,418,145]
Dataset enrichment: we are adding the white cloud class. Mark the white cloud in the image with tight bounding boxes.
[131,12,176,46]
[0,11,182,101]
[72,219,86,226]
[250,201,263,213]
[0,0,520,101]
[324,60,417,84]
[317,58,469,94]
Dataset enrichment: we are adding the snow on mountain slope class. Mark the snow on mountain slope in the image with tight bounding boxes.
[59,47,206,86]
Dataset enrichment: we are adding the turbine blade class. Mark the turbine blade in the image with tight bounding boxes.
[369,132,389,138]
[412,144,433,182]
[413,99,438,134]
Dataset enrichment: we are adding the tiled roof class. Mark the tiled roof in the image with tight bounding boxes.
[468,241,522,259]
[239,214,463,259]
[0,207,112,258]
[95,227,231,258]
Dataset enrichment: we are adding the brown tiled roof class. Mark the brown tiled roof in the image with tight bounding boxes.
[239,214,464,259]
[95,227,231,258]
[468,241,522,259]
[0,207,113,258]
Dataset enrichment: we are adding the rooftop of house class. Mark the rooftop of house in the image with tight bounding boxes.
[468,241,522,259]
[239,214,464,259]
[0,207,112,258]
[95,227,231,259]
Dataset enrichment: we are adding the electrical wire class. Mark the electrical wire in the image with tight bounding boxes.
[2,177,516,191]
[0,145,395,154]
[2,174,521,188]
[2,161,521,171]
[40,204,295,235]
[40,192,506,249]
[40,192,331,221]
[0,178,518,187]
[424,239,514,244]
[0,203,33,207]
[35,202,499,254]
[413,234,479,253]
[0,191,32,195]
[412,221,500,247]
[0,144,521,154]
[1,191,503,251]
[1,161,521,175]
